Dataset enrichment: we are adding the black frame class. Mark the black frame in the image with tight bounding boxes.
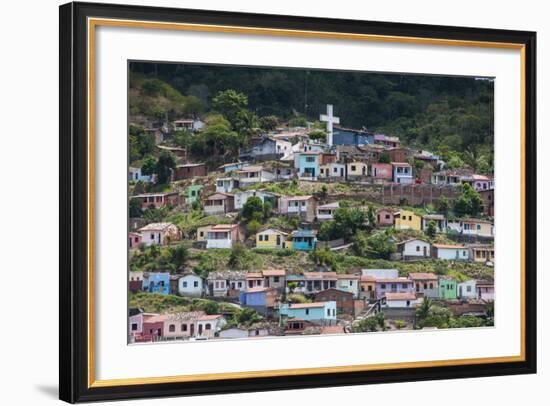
[60,1,537,403]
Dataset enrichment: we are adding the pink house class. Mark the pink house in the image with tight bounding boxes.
[377,208,395,226]
[128,232,142,248]
[476,281,495,301]
[371,163,393,181]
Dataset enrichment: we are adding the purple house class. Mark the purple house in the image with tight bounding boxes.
[239,287,278,316]
[375,277,414,299]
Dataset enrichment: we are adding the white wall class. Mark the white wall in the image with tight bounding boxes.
[0,1,547,406]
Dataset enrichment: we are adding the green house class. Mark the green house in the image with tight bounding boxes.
[186,185,203,204]
[438,276,457,300]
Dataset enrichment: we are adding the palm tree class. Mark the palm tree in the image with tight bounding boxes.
[417,297,433,321]
[463,147,487,172]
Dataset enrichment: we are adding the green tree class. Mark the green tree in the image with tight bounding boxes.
[366,233,396,259]
[246,219,262,237]
[288,116,308,128]
[425,220,437,239]
[333,207,367,240]
[416,297,433,321]
[234,110,261,138]
[308,247,336,270]
[141,155,157,176]
[438,196,450,215]
[228,242,248,269]
[155,150,176,184]
[308,129,326,142]
[350,230,370,257]
[169,244,189,271]
[259,115,279,131]
[129,198,142,218]
[202,301,220,315]
[378,152,390,164]
[232,307,262,327]
[454,183,483,217]
[241,196,265,222]
[212,90,248,127]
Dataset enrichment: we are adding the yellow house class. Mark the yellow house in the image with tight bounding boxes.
[256,229,291,249]
[346,162,368,178]
[394,209,422,231]
[196,225,214,242]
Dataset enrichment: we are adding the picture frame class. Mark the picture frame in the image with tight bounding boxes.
[59,1,537,403]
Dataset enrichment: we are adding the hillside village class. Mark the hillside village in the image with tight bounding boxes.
[128,85,495,343]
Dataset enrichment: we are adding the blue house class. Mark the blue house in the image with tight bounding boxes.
[332,127,374,146]
[278,301,337,325]
[298,152,320,179]
[291,229,317,251]
[143,272,170,295]
[239,287,278,316]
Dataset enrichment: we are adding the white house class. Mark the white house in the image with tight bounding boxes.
[383,292,420,308]
[457,280,477,299]
[234,166,275,186]
[396,238,431,259]
[195,314,227,339]
[215,177,240,193]
[316,202,339,221]
[432,244,469,261]
[336,274,360,298]
[128,167,152,182]
[392,162,413,184]
[361,269,399,279]
[178,273,204,297]
[319,162,346,179]
[206,224,242,249]
[234,190,278,211]
[138,223,180,246]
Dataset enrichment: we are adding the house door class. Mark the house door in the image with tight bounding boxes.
[190,323,195,336]
[276,235,281,246]
[340,168,344,177]
[157,233,161,244]
[198,324,203,336]
[423,246,427,257]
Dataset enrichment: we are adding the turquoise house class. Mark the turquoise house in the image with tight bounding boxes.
[279,301,337,325]
[298,152,320,179]
[438,276,457,300]
[292,229,316,251]
[143,272,170,295]
[186,185,203,204]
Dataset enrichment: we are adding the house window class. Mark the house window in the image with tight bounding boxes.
[408,216,412,221]
[429,283,434,289]
[169,324,175,332]
[380,284,386,289]
[205,324,211,330]
[402,283,408,289]
[150,234,154,240]
[181,324,187,332]
[182,281,187,288]
[333,167,338,173]
[327,309,330,316]
[131,323,138,331]
[467,286,472,292]
[194,281,199,288]
[368,286,372,291]
[274,276,280,283]
[416,246,420,252]
[349,281,353,286]
[259,235,263,241]
[351,165,356,171]
[477,224,481,230]
[238,282,242,288]
[423,283,428,289]
[385,214,390,219]
[391,283,397,290]
[305,309,310,315]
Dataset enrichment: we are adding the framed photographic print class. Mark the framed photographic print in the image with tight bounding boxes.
[59,1,537,403]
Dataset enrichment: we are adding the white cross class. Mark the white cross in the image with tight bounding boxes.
[320,104,340,147]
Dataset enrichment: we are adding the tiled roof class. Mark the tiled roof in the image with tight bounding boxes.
[138,222,176,232]
[386,292,417,301]
[408,272,438,280]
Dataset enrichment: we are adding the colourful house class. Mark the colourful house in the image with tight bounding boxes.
[186,185,203,204]
[394,210,422,231]
[432,244,469,261]
[133,191,180,209]
[302,272,338,295]
[206,224,243,249]
[371,163,393,181]
[239,287,279,316]
[476,281,495,301]
[468,244,495,263]
[316,202,339,221]
[143,272,170,295]
[203,193,235,215]
[128,232,142,249]
[422,214,447,233]
[138,222,180,246]
[375,277,414,299]
[215,177,240,193]
[460,218,494,238]
[291,229,317,251]
[279,195,317,222]
[298,152,321,179]
[408,272,439,298]
[438,276,458,300]
[457,280,477,299]
[255,228,290,249]
[392,162,413,184]
[396,238,431,260]
[377,208,395,226]
[346,161,368,179]
[278,301,337,325]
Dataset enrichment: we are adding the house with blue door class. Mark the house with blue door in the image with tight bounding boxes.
[298,152,321,179]
[278,301,337,325]
[291,229,317,251]
[143,272,170,295]
[239,287,279,316]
